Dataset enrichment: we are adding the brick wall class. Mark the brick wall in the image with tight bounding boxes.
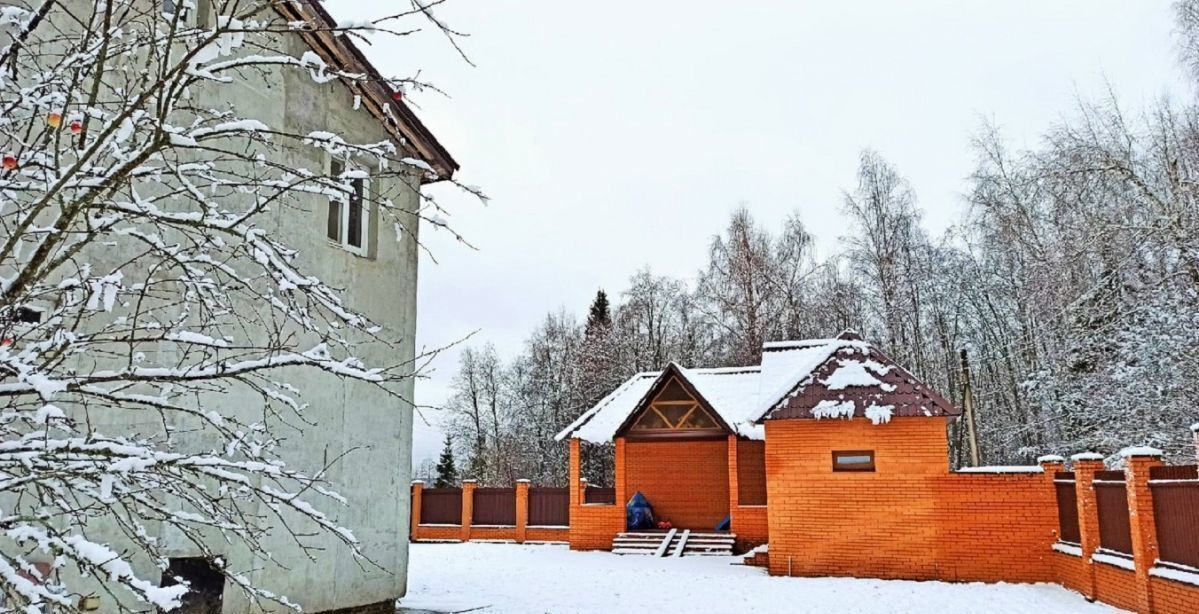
[1093,562,1139,612]
[932,473,1057,582]
[727,435,768,549]
[625,439,729,530]
[1151,577,1199,614]
[568,438,625,550]
[763,418,1057,582]
[735,439,767,505]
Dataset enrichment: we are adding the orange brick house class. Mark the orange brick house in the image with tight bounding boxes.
[555,330,961,553]
[552,329,1199,613]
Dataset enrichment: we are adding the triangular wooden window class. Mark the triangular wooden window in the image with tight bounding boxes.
[630,376,722,432]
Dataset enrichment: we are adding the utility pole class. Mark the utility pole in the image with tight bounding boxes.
[959,348,981,467]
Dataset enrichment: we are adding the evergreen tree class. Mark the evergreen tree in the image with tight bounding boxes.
[585,290,613,338]
[434,434,459,488]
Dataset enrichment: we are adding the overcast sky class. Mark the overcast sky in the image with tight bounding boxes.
[331,1,1192,465]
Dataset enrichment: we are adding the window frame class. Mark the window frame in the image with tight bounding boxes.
[832,450,876,473]
[326,156,371,257]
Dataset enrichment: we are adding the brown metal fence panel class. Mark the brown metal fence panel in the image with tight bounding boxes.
[420,488,462,525]
[472,487,517,526]
[528,487,570,527]
[1094,478,1133,555]
[1054,477,1081,543]
[1150,465,1199,480]
[585,487,616,505]
[1151,468,1199,569]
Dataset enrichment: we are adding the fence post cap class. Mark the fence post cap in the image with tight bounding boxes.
[515,479,531,483]
[461,479,478,484]
[579,478,589,483]
[1070,452,1105,462]
[411,480,425,485]
[1118,446,1163,459]
[1037,454,1065,464]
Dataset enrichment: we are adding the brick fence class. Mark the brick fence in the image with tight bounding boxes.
[410,480,569,544]
[1048,450,1199,614]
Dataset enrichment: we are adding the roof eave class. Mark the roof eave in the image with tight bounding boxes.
[287,1,459,181]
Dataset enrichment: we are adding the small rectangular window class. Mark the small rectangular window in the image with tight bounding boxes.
[832,450,875,472]
[325,157,370,256]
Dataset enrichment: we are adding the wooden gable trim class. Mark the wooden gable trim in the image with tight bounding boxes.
[613,363,733,439]
[278,1,459,182]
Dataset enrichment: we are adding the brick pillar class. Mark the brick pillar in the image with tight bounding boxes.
[1072,452,1105,601]
[614,437,627,509]
[410,480,424,541]
[1038,456,1066,555]
[515,479,530,544]
[727,434,740,511]
[1122,447,1163,614]
[569,438,582,505]
[461,479,476,542]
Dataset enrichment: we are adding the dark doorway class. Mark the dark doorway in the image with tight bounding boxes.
[160,557,224,613]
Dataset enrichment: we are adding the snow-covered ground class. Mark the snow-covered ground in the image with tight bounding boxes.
[400,543,1124,613]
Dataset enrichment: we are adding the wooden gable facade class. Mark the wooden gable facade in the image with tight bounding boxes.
[617,365,731,441]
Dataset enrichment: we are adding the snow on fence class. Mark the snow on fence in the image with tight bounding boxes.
[1093,470,1133,556]
[421,488,463,525]
[1053,472,1081,544]
[1150,464,1199,570]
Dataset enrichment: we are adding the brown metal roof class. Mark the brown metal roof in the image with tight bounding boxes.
[762,343,960,422]
[279,1,459,181]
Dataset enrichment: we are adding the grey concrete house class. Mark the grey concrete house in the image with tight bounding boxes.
[0,1,456,612]
[168,5,458,613]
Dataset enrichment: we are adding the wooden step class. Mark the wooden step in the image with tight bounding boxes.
[612,531,736,557]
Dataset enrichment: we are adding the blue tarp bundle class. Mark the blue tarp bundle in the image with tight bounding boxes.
[626,491,655,530]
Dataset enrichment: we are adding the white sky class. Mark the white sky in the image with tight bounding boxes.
[330,1,1193,466]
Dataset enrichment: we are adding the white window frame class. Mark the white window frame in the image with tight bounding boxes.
[326,156,371,257]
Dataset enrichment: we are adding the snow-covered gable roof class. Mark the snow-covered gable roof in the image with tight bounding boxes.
[555,330,952,443]
[554,365,762,443]
[759,336,961,424]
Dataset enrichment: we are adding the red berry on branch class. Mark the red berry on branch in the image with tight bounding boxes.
[69,120,83,134]
[2,155,16,170]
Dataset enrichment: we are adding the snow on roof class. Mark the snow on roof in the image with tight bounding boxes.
[555,365,764,443]
[555,330,949,443]
[955,466,1043,474]
[679,365,764,439]
[555,372,659,443]
[754,339,863,419]
[761,338,960,423]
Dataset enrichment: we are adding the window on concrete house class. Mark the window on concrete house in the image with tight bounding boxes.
[832,450,875,472]
[160,557,224,614]
[326,157,371,256]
